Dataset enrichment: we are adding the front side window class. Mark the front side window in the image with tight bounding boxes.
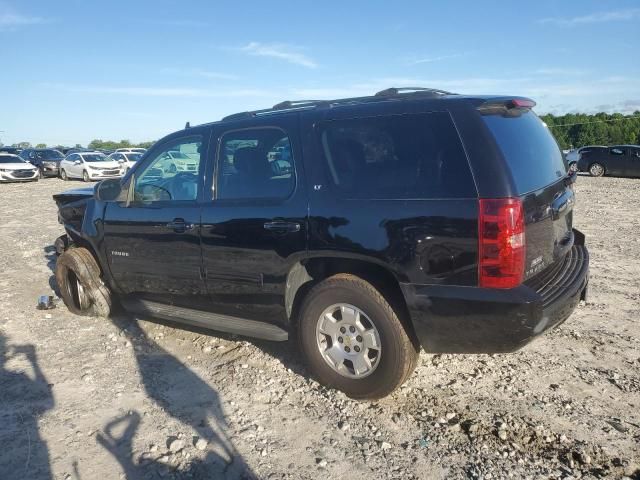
[318,112,475,199]
[133,136,202,203]
[217,128,295,200]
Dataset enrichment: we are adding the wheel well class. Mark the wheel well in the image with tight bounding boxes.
[288,257,415,341]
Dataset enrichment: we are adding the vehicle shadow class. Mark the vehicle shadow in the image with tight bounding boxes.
[101,313,257,479]
[0,331,54,480]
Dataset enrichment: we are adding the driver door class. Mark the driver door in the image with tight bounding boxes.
[102,132,208,303]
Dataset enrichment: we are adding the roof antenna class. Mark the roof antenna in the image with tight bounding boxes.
[185,121,191,129]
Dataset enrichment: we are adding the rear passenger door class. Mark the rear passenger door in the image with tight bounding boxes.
[608,147,627,176]
[200,116,308,326]
[630,147,640,176]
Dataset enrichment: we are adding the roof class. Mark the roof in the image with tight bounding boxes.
[216,87,461,124]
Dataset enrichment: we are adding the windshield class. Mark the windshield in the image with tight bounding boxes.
[125,153,142,162]
[170,151,190,159]
[481,110,566,194]
[82,154,108,162]
[34,150,64,160]
[0,155,26,164]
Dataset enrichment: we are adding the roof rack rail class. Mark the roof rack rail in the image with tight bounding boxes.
[374,87,455,97]
[271,99,330,110]
[221,111,254,122]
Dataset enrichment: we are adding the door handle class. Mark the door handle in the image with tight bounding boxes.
[166,218,195,233]
[263,221,301,233]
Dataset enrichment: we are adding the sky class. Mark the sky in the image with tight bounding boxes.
[1,0,639,146]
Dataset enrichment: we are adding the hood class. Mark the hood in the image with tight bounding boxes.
[53,185,97,231]
[53,185,96,205]
[0,162,37,170]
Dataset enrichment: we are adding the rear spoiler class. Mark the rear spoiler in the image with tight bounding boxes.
[477,97,536,114]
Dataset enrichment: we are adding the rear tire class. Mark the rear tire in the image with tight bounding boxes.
[589,162,605,177]
[298,274,419,400]
[55,247,112,317]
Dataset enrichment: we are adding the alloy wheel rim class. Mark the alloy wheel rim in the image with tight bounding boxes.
[315,303,382,379]
[590,164,603,176]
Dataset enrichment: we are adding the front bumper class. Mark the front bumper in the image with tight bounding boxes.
[0,170,39,182]
[88,169,123,179]
[41,165,60,176]
[401,230,589,354]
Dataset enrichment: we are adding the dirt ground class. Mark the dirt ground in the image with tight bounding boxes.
[0,176,638,480]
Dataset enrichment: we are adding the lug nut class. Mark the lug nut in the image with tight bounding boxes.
[356,335,363,342]
[338,337,343,343]
[354,346,361,352]
[344,346,351,353]
[349,326,356,333]
[340,326,346,334]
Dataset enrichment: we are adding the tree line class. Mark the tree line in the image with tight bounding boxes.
[540,111,640,150]
[1,139,155,150]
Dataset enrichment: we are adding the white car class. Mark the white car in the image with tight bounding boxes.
[115,147,147,154]
[59,152,124,182]
[0,153,39,182]
[108,151,144,174]
[158,150,198,173]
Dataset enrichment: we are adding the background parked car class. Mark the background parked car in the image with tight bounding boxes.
[565,145,607,172]
[157,150,198,173]
[0,146,23,155]
[577,145,640,177]
[19,148,64,178]
[59,151,124,182]
[107,152,143,174]
[0,153,39,182]
[115,147,147,154]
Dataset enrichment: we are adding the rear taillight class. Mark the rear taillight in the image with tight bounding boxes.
[478,198,525,289]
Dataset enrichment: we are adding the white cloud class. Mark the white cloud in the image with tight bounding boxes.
[534,68,588,76]
[0,11,48,31]
[539,8,640,26]
[239,42,318,68]
[160,67,238,81]
[406,53,465,65]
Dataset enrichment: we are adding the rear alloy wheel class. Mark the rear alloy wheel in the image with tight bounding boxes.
[299,274,419,400]
[82,170,90,182]
[589,162,605,177]
[568,162,578,174]
[55,247,112,317]
[60,169,68,181]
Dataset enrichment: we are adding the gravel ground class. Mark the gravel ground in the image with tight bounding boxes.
[0,176,639,480]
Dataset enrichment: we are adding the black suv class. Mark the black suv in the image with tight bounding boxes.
[53,88,589,399]
[20,148,65,177]
[577,145,640,177]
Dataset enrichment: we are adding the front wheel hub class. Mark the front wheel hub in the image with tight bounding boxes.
[315,303,382,379]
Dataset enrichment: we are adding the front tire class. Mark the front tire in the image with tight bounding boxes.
[589,162,605,177]
[55,247,112,317]
[299,274,419,400]
[60,169,68,181]
[82,170,90,182]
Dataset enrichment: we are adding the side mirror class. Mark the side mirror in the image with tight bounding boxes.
[74,160,81,165]
[95,178,124,202]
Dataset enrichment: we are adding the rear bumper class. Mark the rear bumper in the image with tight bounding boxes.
[401,230,589,354]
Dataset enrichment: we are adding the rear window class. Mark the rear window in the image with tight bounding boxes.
[482,110,566,194]
[318,112,476,199]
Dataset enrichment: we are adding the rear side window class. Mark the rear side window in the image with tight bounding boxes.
[482,110,566,194]
[318,112,476,199]
[217,128,295,200]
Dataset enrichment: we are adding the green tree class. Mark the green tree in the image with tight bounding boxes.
[35,143,47,148]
